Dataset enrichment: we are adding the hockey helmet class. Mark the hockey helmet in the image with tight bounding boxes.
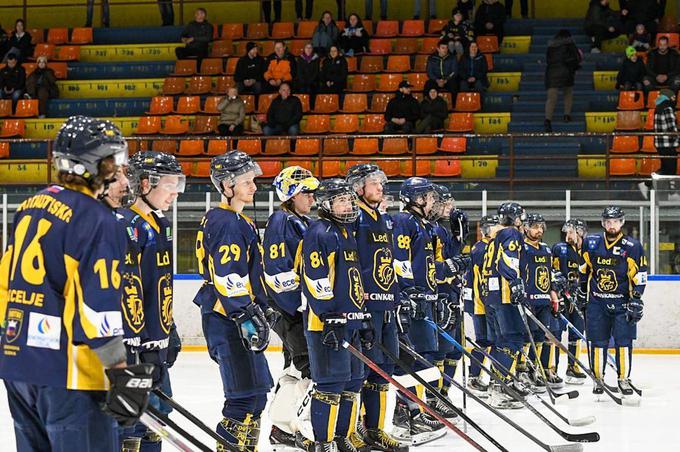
[315,178,360,223]
[497,202,526,226]
[429,184,454,221]
[210,150,262,194]
[524,212,546,228]
[128,151,185,198]
[562,218,588,237]
[346,163,387,192]
[601,205,625,228]
[479,214,500,237]
[399,177,437,208]
[273,165,319,202]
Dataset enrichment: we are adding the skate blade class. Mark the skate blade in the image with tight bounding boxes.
[565,377,586,386]
[468,390,490,399]
[411,429,447,446]
[271,445,304,452]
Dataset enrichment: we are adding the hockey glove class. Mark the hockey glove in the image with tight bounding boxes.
[233,303,270,352]
[550,271,568,295]
[444,255,471,277]
[104,364,154,427]
[626,293,644,324]
[575,288,589,311]
[396,295,414,335]
[550,292,566,318]
[435,293,459,330]
[166,323,182,369]
[264,305,282,329]
[359,313,375,351]
[139,349,163,387]
[402,287,429,320]
[509,278,527,305]
[321,313,347,351]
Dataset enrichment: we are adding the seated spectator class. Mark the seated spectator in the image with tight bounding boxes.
[425,40,459,95]
[474,0,506,43]
[264,41,296,93]
[338,13,369,56]
[620,0,659,36]
[264,82,303,136]
[25,56,58,118]
[295,43,320,95]
[217,87,245,136]
[235,42,266,95]
[312,11,340,57]
[584,0,622,53]
[175,8,212,61]
[319,45,348,94]
[459,42,490,92]
[457,0,475,21]
[4,19,33,63]
[643,36,680,92]
[416,88,449,133]
[616,46,647,91]
[629,23,651,51]
[0,54,25,106]
[441,7,475,56]
[384,81,421,133]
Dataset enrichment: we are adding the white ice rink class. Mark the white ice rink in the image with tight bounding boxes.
[1,351,679,452]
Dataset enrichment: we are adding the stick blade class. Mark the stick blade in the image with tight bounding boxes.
[569,416,596,427]
[549,444,584,452]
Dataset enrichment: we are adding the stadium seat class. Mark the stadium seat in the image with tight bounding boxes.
[352,138,379,155]
[359,114,386,133]
[359,56,384,73]
[377,74,403,92]
[259,161,284,177]
[641,136,657,153]
[54,45,80,62]
[455,92,482,112]
[319,160,342,177]
[264,139,292,155]
[162,77,186,95]
[346,56,357,72]
[293,138,321,155]
[375,20,399,37]
[349,74,376,92]
[289,40,306,56]
[432,159,462,177]
[241,95,256,113]
[247,23,269,39]
[401,20,425,37]
[212,76,234,94]
[313,94,340,113]
[0,142,9,158]
[331,114,359,133]
[13,99,39,118]
[192,161,211,177]
[644,109,654,130]
[401,159,431,177]
[413,55,429,72]
[639,157,661,175]
[302,115,331,133]
[609,158,636,176]
[146,96,174,115]
[200,58,223,76]
[369,39,392,54]
[260,40,276,56]
[647,90,660,109]
[179,161,193,176]
[369,93,394,112]
[361,20,374,35]
[48,62,68,79]
[70,27,93,44]
[386,55,411,72]
[477,35,500,53]
[294,160,318,175]
[33,44,55,60]
[136,116,162,135]
[484,53,494,71]
[21,64,37,78]
[297,21,317,38]
[258,94,277,113]
[439,137,467,153]
[419,37,440,54]
[295,94,311,113]
[189,116,219,135]
[341,93,368,113]
[656,32,680,48]
[272,22,294,39]
[376,160,401,177]
[0,100,12,117]
[414,137,438,155]
[615,111,642,130]
[238,139,262,155]
[610,135,639,153]
[224,57,239,75]
[406,73,427,91]
[222,23,244,39]
[172,60,198,76]
[323,138,350,155]
[446,113,475,132]
[177,139,205,156]
[29,28,45,44]
[186,76,212,95]
[47,28,68,45]
[210,40,232,58]
[382,138,409,155]
[207,139,229,155]
[617,91,645,110]
[174,96,201,114]
[427,19,448,35]
[160,116,190,135]
[394,38,418,54]
[346,160,372,171]
[151,140,176,153]
[0,119,25,137]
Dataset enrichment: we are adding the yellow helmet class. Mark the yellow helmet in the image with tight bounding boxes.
[273,166,319,202]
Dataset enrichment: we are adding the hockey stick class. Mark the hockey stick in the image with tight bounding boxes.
[465,335,594,427]
[146,405,213,452]
[425,319,600,443]
[398,340,584,452]
[341,340,488,452]
[140,412,194,452]
[514,340,580,401]
[460,309,468,412]
[377,342,509,452]
[153,390,241,452]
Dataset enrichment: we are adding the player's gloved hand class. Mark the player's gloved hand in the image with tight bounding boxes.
[550,292,566,318]
[233,303,270,352]
[626,293,644,324]
[166,323,182,369]
[396,295,413,335]
[509,278,526,305]
[104,363,154,427]
[551,271,568,295]
[321,313,347,351]
[435,293,458,329]
[444,255,471,277]
[359,313,375,351]
[264,305,282,329]
[575,287,589,310]
[139,349,163,387]
[402,287,428,320]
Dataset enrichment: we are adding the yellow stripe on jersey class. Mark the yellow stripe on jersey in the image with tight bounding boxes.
[130,204,160,233]
[307,306,324,332]
[0,245,13,325]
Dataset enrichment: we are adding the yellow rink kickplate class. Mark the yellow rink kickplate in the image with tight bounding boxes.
[0,160,49,184]
[57,79,164,99]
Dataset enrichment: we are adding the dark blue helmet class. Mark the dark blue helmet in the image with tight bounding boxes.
[399,177,436,207]
[479,214,499,236]
[449,208,469,239]
[562,218,587,236]
[315,178,360,223]
[497,202,525,226]
[524,213,545,227]
[602,206,624,220]
[128,151,185,199]
[210,150,262,194]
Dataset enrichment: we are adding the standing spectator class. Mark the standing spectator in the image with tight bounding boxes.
[584,0,622,53]
[630,23,652,51]
[86,0,110,27]
[384,81,421,133]
[336,0,346,20]
[458,0,475,21]
[414,0,437,20]
[0,53,26,107]
[235,42,266,95]
[4,19,33,63]
[263,0,282,24]
[505,0,528,19]
[296,0,314,20]
[175,8,212,61]
[0,26,8,59]
[459,42,490,92]
[643,35,680,92]
[366,0,388,20]
[319,45,348,94]
[295,43,320,95]
[25,56,58,118]
[264,82,303,136]
[157,0,174,26]
[264,41,296,93]
[441,7,475,56]
[616,46,647,91]
[620,0,660,36]
[425,40,459,96]
[416,88,449,133]
[544,30,582,132]
[338,13,370,56]
[474,0,507,43]
[646,88,680,199]
[312,11,340,57]
[217,87,245,136]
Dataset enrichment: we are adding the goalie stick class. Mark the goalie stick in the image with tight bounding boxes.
[145,405,212,452]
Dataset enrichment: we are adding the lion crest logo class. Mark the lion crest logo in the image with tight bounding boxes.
[536,266,550,293]
[596,268,618,293]
[373,248,395,291]
[122,273,145,334]
[158,273,174,334]
[348,267,365,309]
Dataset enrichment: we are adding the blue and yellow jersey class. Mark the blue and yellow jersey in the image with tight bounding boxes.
[392,212,438,297]
[302,218,365,331]
[579,233,648,302]
[0,185,126,391]
[262,207,309,316]
[522,239,553,306]
[194,203,268,318]
[485,227,524,304]
[551,241,583,285]
[349,200,398,312]
[465,237,491,315]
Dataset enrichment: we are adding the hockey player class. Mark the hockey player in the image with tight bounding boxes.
[345,164,407,452]
[301,179,373,452]
[552,219,588,385]
[0,116,153,451]
[263,166,319,448]
[194,151,275,451]
[577,206,647,397]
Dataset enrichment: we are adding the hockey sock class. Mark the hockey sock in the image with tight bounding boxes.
[553,342,561,370]
[536,342,547,370]
[469,348,486,378]
[441,358,457,394]
[518,343,530,370]
[497,346,518,382]
[568,339,581,371]
[217,414,254,450]
[433,359,445,392]
[590,346,607,379]
[335,391,359,438]
[362,381,389,430]
[616,346,632,380]
[310,390,341,442]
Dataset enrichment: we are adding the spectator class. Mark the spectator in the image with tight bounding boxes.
[217,87,245,136]
[544,29,582,132]
[295,43,320,95]
[414,0,437,20]
[643,36,680,92]
[262,1,282,24]
[616,46,647,91]
[0,26,8,60]
[296,0,314,20]
[505,0,528,19]
[416,88,449,133]
[157,0,174,26]
[338,13,370,56]
[620,0,660,36]
[366,0,388,20]
[441,7,475,56]
[264,41,296,93]
[0,54,26,107]
[86,0,110,27]
[457,0,475,21]
[235,42,266,95]
[630,23,652,51]
[384,81,421,133]
[175,8,212,61]
[264,82,303,136]
[4,19,33,63]
[425,40,459,95]
[474,0,506,43]
[459,42,490,92]
[651,88,680,199]
[336,0,346,20]
[312,11,340,57]
[25,56,58,118]
[319,45,348,94]
[584,0,622,53]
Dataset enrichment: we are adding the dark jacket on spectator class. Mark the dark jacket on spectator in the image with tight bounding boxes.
[6,31,33,61]
[180,20,213,51]
[419,95,449,128]
[384,92,421,123]
[295,53,320,91]
[616,57,647,87]
[473,0,506,37]
[584,0,621,31]
[26,66,58,97]
[0,64,26,91]
[620,0,660,25]
[545,35,581,89]
[459,53,490,87]
[426,51,458,81]
[0,29,8,60]
[267,95,303,129]
[457,0,475,21]
[646,48,680,78]
[234,54,266,82]
[338,22,369,54]
[312,21,340,53]
[441,19,475,48]
[319,54,348,89]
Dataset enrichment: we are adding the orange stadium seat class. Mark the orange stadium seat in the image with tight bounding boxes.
[375,20,399,37]
[394,38,418,54]
[0,100,12,117]
[0,119,25,137]
[644,109,654,130]
[289,40,306,56]
[386,55,411,72]
[54,45,80,62]
[359,114,386,133]
[323,138,350,155]
[376,160,400,177]
[247,23,269,39]
[259,161,284,177]
[319,160,342,177]
[136,116,162,135]
[382,138,409,155]
[162,77,186,95]
[13,99,39,118]
[485,53,495,71]
[272,22,294,39]
[260,41,276,56]
[656,32,680,48]
[313,95,340,113]
[641,136,657,153]
[414,137,438,155]
[146,96,174,115]
[346,160,372,170]
[238,139,262,155]
[359,55,384,73]
[0,142,9,158]
[172,60,197,76]
[352,138,379,155]
[303,115,331,133]
[294,138,321,155]
[377,74,403,92]
[419,37,440,54]
[264,139,292,155]
[258,94,277,113]
[341,93,368,113]
[369,93,394,112]
[186,76,212,95]
[346,56,357,72]
[401,159,431,177]
[212,76,234,94]
[477,35,500,53]
[295,94,311,113]
[647,90,660,108]
[432,159,462,177]
[207,140,229,155]
[29,28,44,44]
[362,20,374,35]
[414,54,429,71]
[639,158,661,175]
[179,161,193,176]
[200,58,223,76]
[455,92,482,112]
[222,23,244,40]
[189,116,219,135]
[609,158,636,176]
[369,39,392,54]
[349,74,376,92]
[331,114,359,133]
[241,95,255,113]
[407,73,427,91]
[160,116,189,135]
[22,63,37,78]
[615,111,642,130]
[401,20,425,37]
[48,62,68,79]
[617,91,645,110]
[447,113,475,132]
[33,44,55,60]
[177,140,205,156]
[151,140,176,153]
[439,137,467,153]
[201,96,223,114]
[210,40,232,58]
[610,135,639,153]
[427,19,448,35]
[224,57,239,75]
[70,27,93,44]
[47,28,68,45]
[174,96,201,114]
[192,161,211,177]
[297,21,317,38]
